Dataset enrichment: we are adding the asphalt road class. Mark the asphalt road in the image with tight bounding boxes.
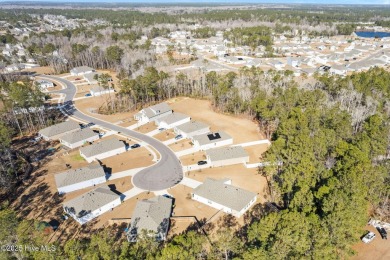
[42,75,183,191]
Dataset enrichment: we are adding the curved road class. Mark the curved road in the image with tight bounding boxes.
[42,75,183,191]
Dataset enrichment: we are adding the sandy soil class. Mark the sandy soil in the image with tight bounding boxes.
[74,97,137,124]
[168,139,194,152]
[168,97,264,144]
[351,225,390,260]
[245,144,270,163]
[154,129,176,141]
[100,147,155,173]
[179,151,207,165]
[134,122,157,134]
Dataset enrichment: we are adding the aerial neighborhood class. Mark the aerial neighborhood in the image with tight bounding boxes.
[0,3,389,260]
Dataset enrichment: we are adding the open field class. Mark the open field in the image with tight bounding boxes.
[74,96,137,124]
[23,66,55,74]
[168,97,264,144]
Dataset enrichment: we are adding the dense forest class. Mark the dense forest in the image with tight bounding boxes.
[0,66,389,259]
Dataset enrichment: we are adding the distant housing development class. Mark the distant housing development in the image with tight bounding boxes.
[54,164,106,194]
[192,178,257,217]
[63,186,121,225]
[127,196,173,242]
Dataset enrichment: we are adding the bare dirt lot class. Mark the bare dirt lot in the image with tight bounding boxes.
[23,66,55,74]
[245,144,270,163]
[168,97,265,144]
[134,122,157,134]
[168,139,193,152]
[352,225,390,260]
[180,151,207,165]
[154,129,176,141]
[74,96,137,124]
[101,147,155,173]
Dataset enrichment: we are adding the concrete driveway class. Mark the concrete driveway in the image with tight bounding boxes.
[42,75,184,191]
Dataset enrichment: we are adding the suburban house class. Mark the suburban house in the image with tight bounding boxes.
[155,112,191,129]
[83,72,100,84]
[36,79,54,90]
[134,102,173,123]
[70,66,95,76]
[329,65,348,76]
[206,146,249,167]
[127,196,173,242]
[79,137,127,163]
[191,178,257,217]
[191,131,233,151]
[174,121,210,138]
[63,186,121,225]
[90,86,115,97]
[59,128,100,149]
[55,164,106,194]
[39,120,81,141]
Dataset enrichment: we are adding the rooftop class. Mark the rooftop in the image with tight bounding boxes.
[39,120,80,138]
[192,131,232,146]
[157,112,190,125]
[59,128,98,144]
[55,164,105,189]
[79,137,125,158]
[193,178,257,212]
[206,146,248,162]
[175,120,209,134]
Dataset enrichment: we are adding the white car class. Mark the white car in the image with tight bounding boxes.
[362,231,376,243]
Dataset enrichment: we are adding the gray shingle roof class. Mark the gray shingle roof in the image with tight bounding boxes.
[63,186,119,218]
[70,66,95,74]
[192,131,232,146]
[143,102,172,119]
[157,112,190,125]
[39,120,80,138]
[59,128,98,145]
[128,196,172,241]
[79,137,125,158]
[55,164,106,188]
[175,120,209,134]
[193,178,257,212]
[206,146,248,162]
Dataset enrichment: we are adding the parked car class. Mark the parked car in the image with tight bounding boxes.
[158,128,166,131]
[85,93,92,97]
[131,144,141,149]
[75,78,81,81]
[377,227,388,240]
[175,134,183,140]
[362,231,376,243]
[197,160,207,165]
[82,122,95,129]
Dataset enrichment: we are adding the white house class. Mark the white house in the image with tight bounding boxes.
[155,112,191,129]
[192,178,257,217]
[63,186,121,225]
[268,60,285,70]
[174,120,210,138]
[330,65,348,76]
[55,164,106,194]
[59,128,100,149]
[206,146,249,167]
[79,137,126,163]
[70,66,95,76]
[191,131,233,151]
[127,196,173,242]
[90,86,115,97]
[39,120,81,141]
[134,102,173,123]
[36,80,54,90]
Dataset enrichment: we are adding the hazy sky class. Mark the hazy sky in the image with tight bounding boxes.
[0,0,389,4]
